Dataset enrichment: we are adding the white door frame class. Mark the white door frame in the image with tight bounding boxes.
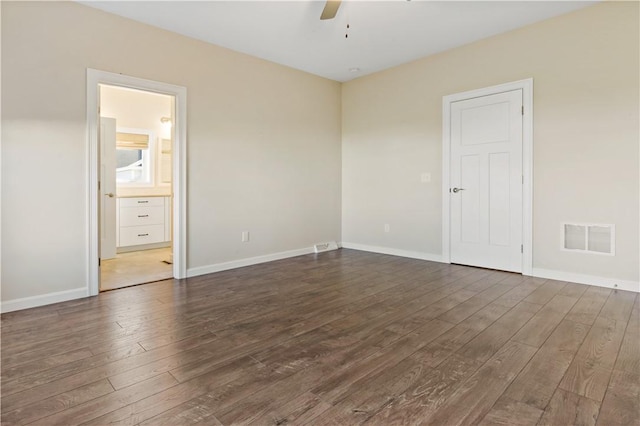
[442,78,533,276]
[86,69,187,296]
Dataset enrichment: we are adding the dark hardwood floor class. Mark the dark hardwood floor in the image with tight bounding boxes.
[1,249,638,425]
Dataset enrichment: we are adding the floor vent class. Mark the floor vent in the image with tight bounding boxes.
[314,241,339,253]
[563,223,615,255]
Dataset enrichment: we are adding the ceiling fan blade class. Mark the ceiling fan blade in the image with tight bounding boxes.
[320,0,342,20]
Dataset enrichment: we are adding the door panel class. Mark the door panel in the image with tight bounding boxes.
[460,155,480,243]
[100,117,117,260]
[489,152,510,246]
[450,90,523,272]
[460,101,510,145]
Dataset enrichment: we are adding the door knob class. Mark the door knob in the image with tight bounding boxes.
[451,187,465,193]
[106,193,115,198]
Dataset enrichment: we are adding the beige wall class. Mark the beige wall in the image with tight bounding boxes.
[342,2,639,283]
[1,1,342,302]
[2,1,638,307]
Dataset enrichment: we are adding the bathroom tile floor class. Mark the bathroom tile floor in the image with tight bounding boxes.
[100,247,173,291]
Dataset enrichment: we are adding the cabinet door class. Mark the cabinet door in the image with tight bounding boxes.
[120,206,164,227]
[120,225,165,247]
[120,197,164,207]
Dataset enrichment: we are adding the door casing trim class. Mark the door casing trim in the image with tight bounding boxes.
[86,69,187,296]
[442,78,533,275]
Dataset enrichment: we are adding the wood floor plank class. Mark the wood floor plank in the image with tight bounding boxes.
[410,302,512,368]
[477,397,543,426]
[559,360,613,403]
[458,302,514,332]
[311,319,455,404]
[208,360,333,424]
[167,283,413,384]
[312,353,429,424]
[596,369,640,425]
[28,373,178,426]
[0,319,124,354]
[112,313,403,425]
[456,301,541,363]
[1,379,114,425]
[522,280,567,305]
[614,303,640,375]
[365,354,481,425]
[82,354,276,426]
[437,285,510,325]
[134,356,279,426]
[510,309,566,348]
[572,316,627,371]
[0,333,218,412]
[558,315,626,402]
[558,282,589,299]
[1,342,146,397]
[247,391,331,426]
[0,249,636,425]
[545,293,581,313]
[0,347,94,383]
[426,341,538,425]
[565,286,612,325]
[539,388,600,426]
[511,294,579,348]
[161,285,402,383]
[503,319,589,410]
[492,282,545,308]
[141,399,224,426]
[392,288,478,324]
[598,289,636,323]
[1,338,102,372]
[1,306,60,328]
[107,340,223,389]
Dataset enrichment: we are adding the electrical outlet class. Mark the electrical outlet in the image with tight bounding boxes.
[242,231,250,242]
[420,172,431,183]
[384,224,390,233]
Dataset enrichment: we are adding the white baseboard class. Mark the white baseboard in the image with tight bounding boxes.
[340,242,443,263]
[187,247,316,278]
[4,251,634,314]
[532,268,639,293]
[1,287,89,313]
[340,243,638,293]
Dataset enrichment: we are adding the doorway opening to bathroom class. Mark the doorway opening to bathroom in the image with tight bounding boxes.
[99,85,175,290]
[87,69,187,295]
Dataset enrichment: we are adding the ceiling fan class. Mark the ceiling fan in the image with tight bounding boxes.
[320,0,342,20]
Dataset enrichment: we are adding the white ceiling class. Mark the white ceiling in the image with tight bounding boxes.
[82,1,596,82]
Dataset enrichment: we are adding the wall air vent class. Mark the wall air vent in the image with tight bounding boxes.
[314,241,339,253]
[563,223,615,255]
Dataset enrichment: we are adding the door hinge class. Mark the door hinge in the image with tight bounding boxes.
[521,245,523,254]
[521,105,524,115]
[99,258,101,267]
[522,175,524,184]
[98,181,101,191]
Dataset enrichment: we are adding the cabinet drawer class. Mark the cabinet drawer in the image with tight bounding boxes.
[119,225,164,247]
[120,206,164,227]
[119,197,164,207]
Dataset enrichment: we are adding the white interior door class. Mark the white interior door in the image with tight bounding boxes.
[100,117,117,260]
[450,90,523,272]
